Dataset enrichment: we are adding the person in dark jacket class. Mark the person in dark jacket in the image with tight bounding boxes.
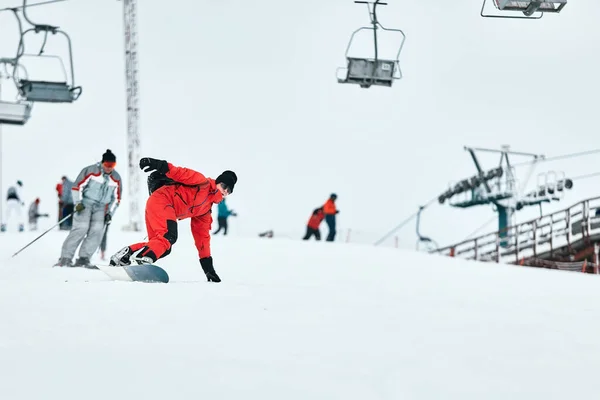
[323,193,339,242]
[57,176,75,230]
[213,198,237,235]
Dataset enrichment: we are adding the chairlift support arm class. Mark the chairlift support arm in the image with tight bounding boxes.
[465,147,493,194]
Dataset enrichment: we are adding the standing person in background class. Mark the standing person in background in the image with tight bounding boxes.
[2,180,25,232]
[323,193,339,242]
[54,150,122,269]
[213,197,237,235]
[57,176,75,230]
[28,198,49,231]
[56,179,63,223]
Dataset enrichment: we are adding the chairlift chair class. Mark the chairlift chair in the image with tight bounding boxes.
[337,0,406,89]
[481,0,567,19]
[13,0,82,103]
[0,58,33,125]
[0,100,32,125]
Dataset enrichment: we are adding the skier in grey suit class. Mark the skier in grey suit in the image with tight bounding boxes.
[54,150,122,269]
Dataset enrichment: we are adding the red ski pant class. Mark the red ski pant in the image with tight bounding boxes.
[130,192,177,260]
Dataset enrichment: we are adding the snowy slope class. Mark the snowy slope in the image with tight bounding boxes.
[1,229,600,400]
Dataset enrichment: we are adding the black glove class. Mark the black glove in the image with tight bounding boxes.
[75,203,85,213]
[139,157,169,174]
[199,256,221,283]
[104,213,112,225]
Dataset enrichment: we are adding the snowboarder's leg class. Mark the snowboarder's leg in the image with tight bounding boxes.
[111,194,176,265]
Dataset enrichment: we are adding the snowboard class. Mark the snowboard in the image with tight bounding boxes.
[96,263,169,283]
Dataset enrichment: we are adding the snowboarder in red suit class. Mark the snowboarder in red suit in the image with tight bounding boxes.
[110,157,237,283]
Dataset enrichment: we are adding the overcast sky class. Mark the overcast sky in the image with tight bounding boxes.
[0,0,598,249]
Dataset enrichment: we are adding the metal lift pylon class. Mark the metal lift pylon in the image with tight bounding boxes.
[438,145,565,248]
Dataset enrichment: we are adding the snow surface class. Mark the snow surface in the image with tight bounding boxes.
[1,228,600,399]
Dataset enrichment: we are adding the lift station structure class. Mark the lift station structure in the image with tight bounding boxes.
[438,146,573,247]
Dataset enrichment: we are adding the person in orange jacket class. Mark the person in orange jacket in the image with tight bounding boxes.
[323,193,339,241]
[303,207,324,240]
[109,157,237,283]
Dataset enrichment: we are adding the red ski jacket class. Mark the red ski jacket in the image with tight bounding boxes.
[152,163,223,258]
[307,208,325,229]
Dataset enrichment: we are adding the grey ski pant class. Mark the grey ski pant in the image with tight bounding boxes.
[60,204,106,260]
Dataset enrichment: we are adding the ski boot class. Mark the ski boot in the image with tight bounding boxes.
[54,257,73,267]
[18,224,24,232]
[130,247,156,265]
[110,246,133,266]
[0,223,6,232]
[75,257,98,270]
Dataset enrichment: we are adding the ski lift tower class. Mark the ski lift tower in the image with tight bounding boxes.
[119,0,142,232]
[438,145,573,247]
[337,0,406,88]
[480,0,568,19]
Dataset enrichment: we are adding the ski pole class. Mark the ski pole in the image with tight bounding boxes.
[11,213,74,258]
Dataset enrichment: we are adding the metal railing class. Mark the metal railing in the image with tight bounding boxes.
[433,197,600,264]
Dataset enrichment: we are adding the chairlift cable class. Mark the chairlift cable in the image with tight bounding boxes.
[462,216,496,242]
[510,148,600,168]
[0,0,66,11]
[570,171,600,181]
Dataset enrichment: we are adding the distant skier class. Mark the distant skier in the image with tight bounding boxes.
[213,197,237,235]
[323,193,340,242]
[2,180,24,232]
[54,150,122,269]
[109,157,237,283]
[302,207,324,241]
[28,198,49,231]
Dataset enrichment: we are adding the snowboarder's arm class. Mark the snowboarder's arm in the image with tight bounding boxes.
[166,163,207,186]
[191,212,212,259]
